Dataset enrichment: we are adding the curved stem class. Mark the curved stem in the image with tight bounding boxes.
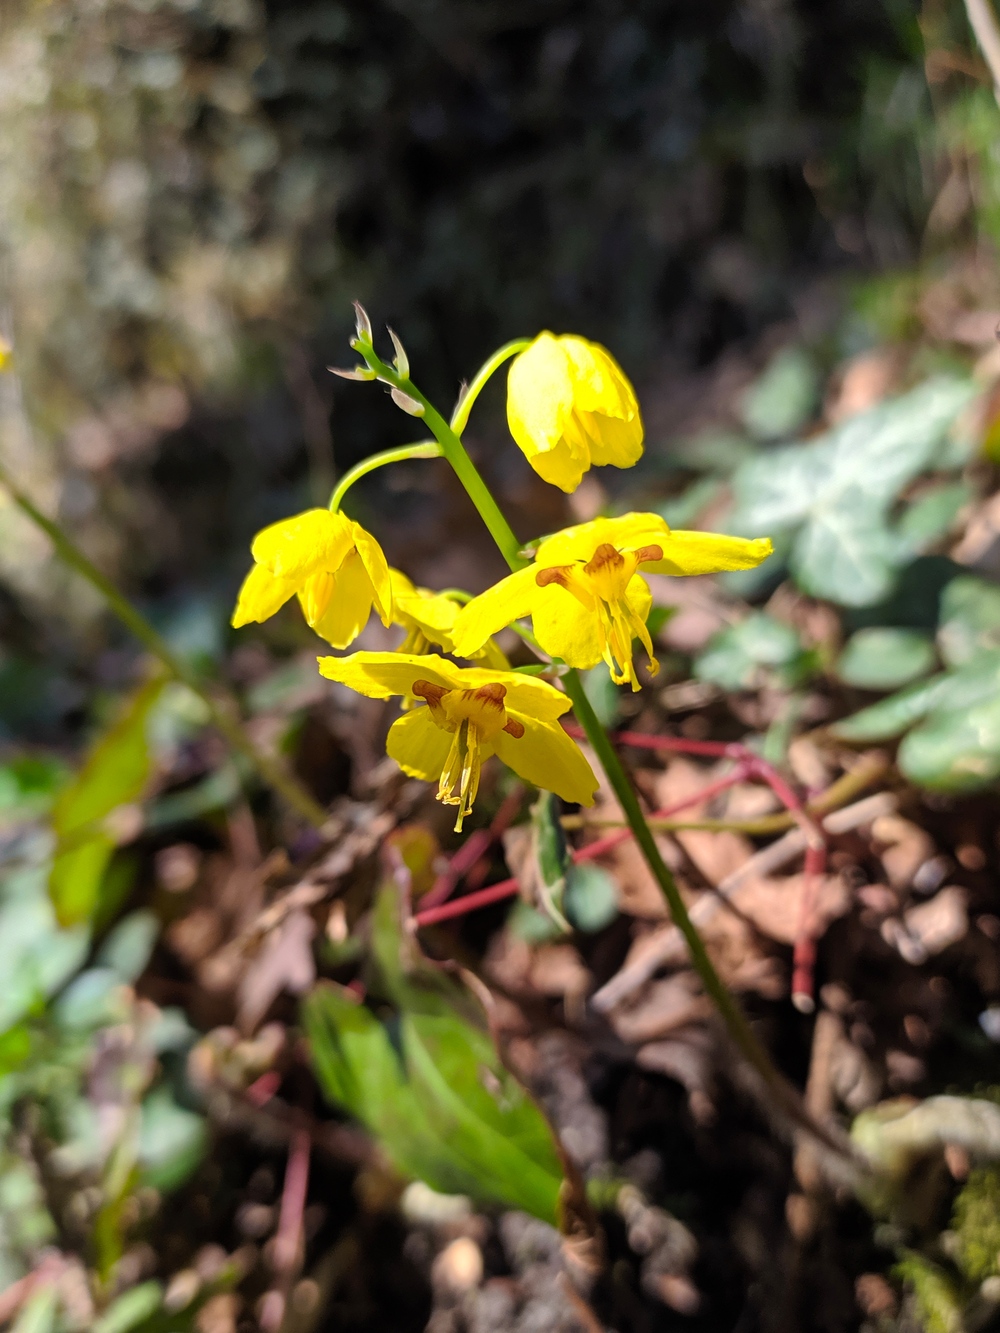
[360,333,848,1152]
[329,441,441,512]
[0,460,328,830]
[450,338,531,436]
[354,343,527,571]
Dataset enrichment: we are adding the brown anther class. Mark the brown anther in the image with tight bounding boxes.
[632,544,663,565]
[583,543,625,576]
[536,565,572,589]
[469,682,507,712]
[502,718,525,738]
[412,679,449,706]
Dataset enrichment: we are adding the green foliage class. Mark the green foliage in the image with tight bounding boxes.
[564,862,619,934]
[695,613,815,692]
[837,627,936,691]
[304,881,565,1224]
[835,575,1000,791]
[48,677,165,928]
[728,377,976,607]
[952,1166,1000,1284]
[894,1252,963,1333]
[738,347,818,442]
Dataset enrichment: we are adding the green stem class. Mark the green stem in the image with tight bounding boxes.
[0,461,328,830]
[561,671,823,1133]
[354,342,528,571]
[354,331,844,1149]
[450,338,531,435]
[328,440,441,512]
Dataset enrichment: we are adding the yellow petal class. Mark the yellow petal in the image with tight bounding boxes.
[317,652,571,720]
[308,550,376,648]
[643,531,773,576]
[386,706,455,782]
[352,521,392,625]
[395,588,461,638]
[232,563,296,626]
[318,651,462,699]
[507,334,591,493]
[451,565,539,657]
[493,714,597,807]
[530,585,604,668]
[579,410,644,468]
[535,513,671,566]
[250,508,353,580]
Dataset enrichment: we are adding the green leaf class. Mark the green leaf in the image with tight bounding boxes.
[92,1282,164,1333]
[48,677,166,927]
[581,663,621,728]
[529,791,571,930]
[836,627,936,690]
[695,613,808,691]
[937,575,1000,668]
[899,694,1000,792]
[739,346,818,441]
[303,983,565,1222]
[403,1011,563,1223]
[729,377,976,607]
[564,862,619,933]
[97,910,159,983]
[832,673,950,741]
[897,480,972,551]
[10,1287,59,1333]
[137,1088,206,1191]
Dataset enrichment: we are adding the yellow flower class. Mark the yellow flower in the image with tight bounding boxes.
[317,652,597,830]
[507,333,643,492]
[390,570,508,668]
[232,508,391,648]
[452,513,773,691]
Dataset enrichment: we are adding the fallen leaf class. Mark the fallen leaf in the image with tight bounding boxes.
[237,909,316,1033]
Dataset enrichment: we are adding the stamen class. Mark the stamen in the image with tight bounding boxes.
[536,565,572,589]
[582,542,625,577]
[503,717,525,738]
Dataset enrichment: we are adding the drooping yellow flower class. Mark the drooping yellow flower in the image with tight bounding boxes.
[232,508,391,648]
[317,652,597,830]
[507,333,643,493]
[390,570,508,669]
[452,514,773,691]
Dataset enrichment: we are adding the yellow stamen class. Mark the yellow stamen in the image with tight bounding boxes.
[412,679,519,829]
[535,542,663,690]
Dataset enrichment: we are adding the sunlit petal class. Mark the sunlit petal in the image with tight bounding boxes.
[250,508,353,580]
[386,706,456,782]
[231,563,297,627]
[643,531,773,576]
[451,565,539,657]
[493,714,597,806]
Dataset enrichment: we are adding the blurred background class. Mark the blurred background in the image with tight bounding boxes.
[7,2,1000,1331]
[0,0,967,734]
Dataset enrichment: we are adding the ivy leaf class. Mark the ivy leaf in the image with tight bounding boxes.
[729,377,976,607]
[936,575,1000,667]
[695,613,812,691]
[837,628,936,691]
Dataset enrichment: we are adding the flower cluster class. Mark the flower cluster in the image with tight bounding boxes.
[231,328,772,829]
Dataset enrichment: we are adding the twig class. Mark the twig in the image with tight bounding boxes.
[411,766,752,928]
[260,1128,312,1332]
[590,791,896,1014]
[419,788,522,910]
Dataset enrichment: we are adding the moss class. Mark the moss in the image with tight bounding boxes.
[953,1166,1000,1284]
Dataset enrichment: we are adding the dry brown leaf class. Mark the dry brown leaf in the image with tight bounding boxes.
[528,944,590,1000]
[236,908,316,1034]
[607,973,710,1045]
[728,872,850,946]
